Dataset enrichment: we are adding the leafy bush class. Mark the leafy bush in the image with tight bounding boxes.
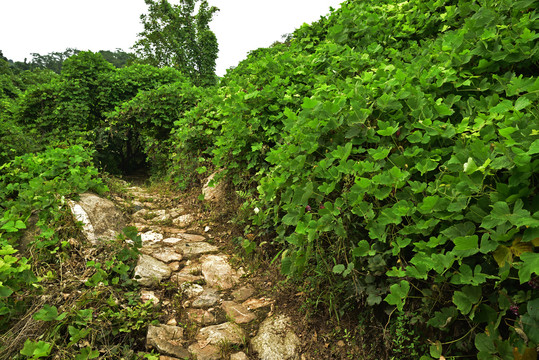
[170,0,539,357]
[0,145,107,329]
[12,52,187,173]
[103,79,201,175]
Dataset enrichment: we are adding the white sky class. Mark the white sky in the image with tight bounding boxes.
[0,0,343,76]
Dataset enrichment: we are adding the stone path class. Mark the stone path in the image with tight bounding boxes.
[70,181,301,360]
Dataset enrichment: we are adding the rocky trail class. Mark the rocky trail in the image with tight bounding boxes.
[68,178,304,360]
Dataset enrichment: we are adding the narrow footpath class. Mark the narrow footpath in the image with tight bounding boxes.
[71,177,304,360]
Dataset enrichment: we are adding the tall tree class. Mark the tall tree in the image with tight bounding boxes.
[133,0,219,86]
[31,48,80,74]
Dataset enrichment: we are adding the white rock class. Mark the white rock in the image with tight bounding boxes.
[146,324,189,358]
[69,202,96,243]
[140,231,164,243]
[202,172,226,203]
[134,255,172,286]
[147,247,183,263]
[175,242,219,259]
[196,322,245,347]
[230,352,249,360]
[172,214,195,228]
[251,315,300,360]
[68,193,127,244]
[192,288,220,308]
[188,342,220,360]
[201,254,241,289]
[162,233,206,243]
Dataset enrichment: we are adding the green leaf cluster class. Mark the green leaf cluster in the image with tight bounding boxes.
[167,0,539,357]
[0,145,107,329]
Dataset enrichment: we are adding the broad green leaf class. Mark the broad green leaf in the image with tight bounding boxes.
[493,245,512,267]
[353,240,372,257]
[490,100,513,114]
[447,197,467,212]
[386,266,406,277]
[451,264,496,286]
[453,285,482,315]
[368,147,391,160]
[33,304,67,321]
[373,186,392,200]
[384,280,410,311]
[427,306,458,329]
[474,333,495,354]
[514,96,532,111]
[302,97,319,109]
[418,196,439,214]
[528,139,539,155]
[463,157,478,174]
[429,341,443,358]
[407,131,423,143]
[0,285,14,297]
[366,292,382,306]
[522,227,539,243]
[452,235,479,256]
[376,120,398,136]
[434,98,454,117]
[518,252,539,284]
[332,264,345,274]
[20,340,52,358]
[415,158,438,175]
[521,299,539,344]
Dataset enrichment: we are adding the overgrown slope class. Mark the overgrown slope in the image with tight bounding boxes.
[0,0,537,358]
[169,0,539,358]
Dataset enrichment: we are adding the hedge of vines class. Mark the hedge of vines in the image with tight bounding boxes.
[169,0,539,358]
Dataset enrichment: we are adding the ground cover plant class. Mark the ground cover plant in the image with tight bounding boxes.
[170,0,539,358]
[0,0,537,358]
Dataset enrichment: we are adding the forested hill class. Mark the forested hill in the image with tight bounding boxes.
[1,0,538,358]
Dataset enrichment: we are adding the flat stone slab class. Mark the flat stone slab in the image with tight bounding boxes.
[222,301,256,324]
[146,324,190,359]
[230,352,249,360]
[188,343,220,360]
[192,288,220,308]
[145,247,183,263]
[201,254,242,290]
[233,285,255,302]
[159,226,185,235]
[174,242,219,258]
[163,234,206,243]
[132,209,149,223]
[196,322,246,347]
[243,297,274,310]
[168,261,181,272]
[251,315,300,360]
[140,231,164,243]
[172,214,195,228]
[148,209,167,222]
[134,254,172,286]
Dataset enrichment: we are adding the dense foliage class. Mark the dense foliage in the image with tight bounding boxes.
[0,50,198,358]
[133,0,219,86]
[169,0,539,358]
[1,0,537,358]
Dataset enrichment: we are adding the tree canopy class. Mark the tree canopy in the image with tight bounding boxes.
[133,0,219,86]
